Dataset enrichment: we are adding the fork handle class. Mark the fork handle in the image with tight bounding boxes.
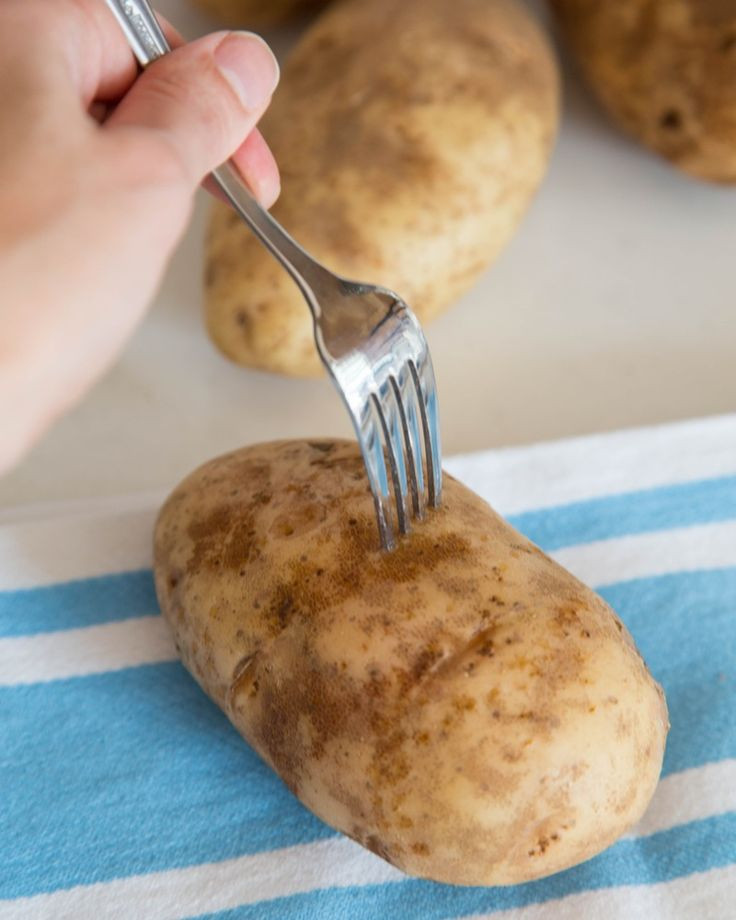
[103,0,328,315]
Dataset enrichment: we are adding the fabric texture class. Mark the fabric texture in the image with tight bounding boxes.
[1,415,735,919]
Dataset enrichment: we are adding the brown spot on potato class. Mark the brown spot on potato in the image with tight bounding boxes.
[410,644,445,682]
[364,834,396,864]
[453,695,477,712]
[203,259,217,290]
[660,108,683,131]
[248,660,358,788]
[411,841,430,856]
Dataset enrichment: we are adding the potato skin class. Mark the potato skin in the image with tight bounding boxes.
[205,0,559,376]
[191,0,327,27]
[551,0,736,182]
[154,440,667,886]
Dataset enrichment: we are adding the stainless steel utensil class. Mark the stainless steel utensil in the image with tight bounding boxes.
[103,0,443,549]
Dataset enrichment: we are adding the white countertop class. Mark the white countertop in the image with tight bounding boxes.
[2,0,735,510]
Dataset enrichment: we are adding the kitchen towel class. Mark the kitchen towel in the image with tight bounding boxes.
[1,414,735,919]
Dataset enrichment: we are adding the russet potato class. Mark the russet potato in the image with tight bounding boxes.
[191,0,327,27]
[551,0,736,182]
[205,0,560,376]
[154,439,668,885]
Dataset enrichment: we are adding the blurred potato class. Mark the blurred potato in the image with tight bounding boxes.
[551,0,736,182]
[205,0,560,376]
[191,0,329,27]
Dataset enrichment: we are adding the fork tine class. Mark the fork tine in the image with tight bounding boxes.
[390,373,423,519]
[372,391,410,535]
[409,356,442,508]
[387,385,411,517]
[422,357,443,508]
[353,399,396,551]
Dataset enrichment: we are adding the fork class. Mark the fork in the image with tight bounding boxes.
[104,0,443,550]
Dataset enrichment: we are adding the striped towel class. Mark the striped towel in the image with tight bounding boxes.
[1,415,735,919]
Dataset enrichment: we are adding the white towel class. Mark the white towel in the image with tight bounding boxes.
[1,415,735,919]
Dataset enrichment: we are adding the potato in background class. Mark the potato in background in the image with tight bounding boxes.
[191,0,329,27]
[205,0,560,376]
[550,0,736,182]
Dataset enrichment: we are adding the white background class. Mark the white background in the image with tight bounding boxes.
[1,0,734,510]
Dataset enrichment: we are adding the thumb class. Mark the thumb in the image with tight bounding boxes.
[106,30,280,187]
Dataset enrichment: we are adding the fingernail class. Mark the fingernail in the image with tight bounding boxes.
[214,32,280,111]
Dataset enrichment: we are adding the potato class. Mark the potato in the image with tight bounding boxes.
[191,0,328,28]
[205,0,559,376]
[550,0,736,182]
[154,439,668,886]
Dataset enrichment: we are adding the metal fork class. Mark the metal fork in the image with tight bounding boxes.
[104,0,442,550]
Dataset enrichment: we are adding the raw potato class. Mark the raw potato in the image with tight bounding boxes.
[154,439,668,886]
[205,0,559,376]
[550,0,736,182]
[191,0,328,27]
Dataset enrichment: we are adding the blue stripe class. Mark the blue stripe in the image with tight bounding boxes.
[599,568,736,776]
[508,475,736,551]
[1,567,734,898]
[195,813,736,920]
[0,570,157,637]
[0,663,331,898]
[2,476,733,639]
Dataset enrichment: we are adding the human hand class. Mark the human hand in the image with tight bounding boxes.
[0,0,280,473]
